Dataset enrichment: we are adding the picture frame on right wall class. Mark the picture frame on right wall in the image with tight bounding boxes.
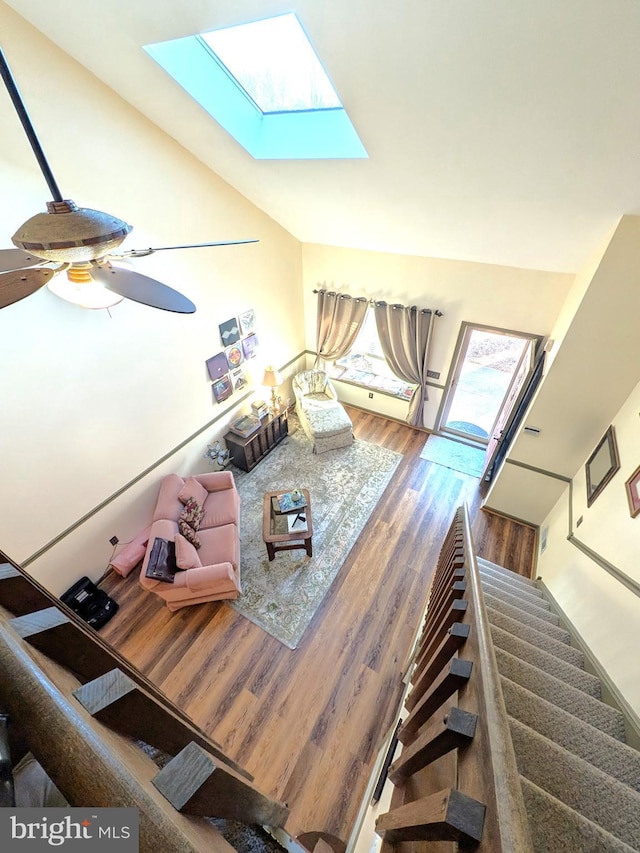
[624,464,640,518]
[585,425,620,507]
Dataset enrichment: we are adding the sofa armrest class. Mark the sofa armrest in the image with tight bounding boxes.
[196,471,236,493]
[178,563,237,592]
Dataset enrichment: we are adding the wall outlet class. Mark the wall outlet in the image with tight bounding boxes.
[368,392,374,399]
[109,536,119,546]
[426,369,440,380]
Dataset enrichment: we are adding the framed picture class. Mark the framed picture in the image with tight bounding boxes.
[239,308,257,335]
[205,352,228,381]
[212,375,232,403]
[219,317,240,346]
[625,464,640,518]
[231,367,249,392]
[242,332,258,360]
[225,343,243,369]
[585,425,620,507]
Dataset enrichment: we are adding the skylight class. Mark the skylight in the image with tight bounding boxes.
[200,14,341,114]
[144,14,367,160]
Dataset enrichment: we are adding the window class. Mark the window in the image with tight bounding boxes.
[144,13,367,160]
[200,15,341,113]
[332,308,415,400]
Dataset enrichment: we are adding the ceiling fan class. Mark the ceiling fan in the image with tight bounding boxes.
[0,47,258,313]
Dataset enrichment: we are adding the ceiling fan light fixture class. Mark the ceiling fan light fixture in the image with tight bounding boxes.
[48,262,124,309]
[12,199,132,263]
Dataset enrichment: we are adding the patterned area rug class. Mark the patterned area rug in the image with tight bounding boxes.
[419,434,485,477]
[231,419,402,649]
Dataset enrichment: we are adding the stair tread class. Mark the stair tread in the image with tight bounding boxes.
[502,677,640,792]
[491,624,601,697]
[484,592,571,643]
[481,579,558,623]
[495,648,627,741]
[479,567,546,602]
[509,717,640,849]
[476,557,539,587]
[487,605,584,667]
[521,776,640,853]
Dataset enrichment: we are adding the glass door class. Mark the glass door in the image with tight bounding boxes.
[438,324,539,444]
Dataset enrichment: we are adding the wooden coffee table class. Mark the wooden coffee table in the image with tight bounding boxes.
[262,489,313,561]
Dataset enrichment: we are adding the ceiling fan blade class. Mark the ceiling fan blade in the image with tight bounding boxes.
[121,239,259,258]
[0,248,46,272]
[91,265,196,314]
[0,267,54,309]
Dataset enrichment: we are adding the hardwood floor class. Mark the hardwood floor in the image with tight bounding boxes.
[100,407,536,842]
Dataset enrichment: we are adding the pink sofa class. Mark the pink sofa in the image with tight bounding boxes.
[139,471,241,610]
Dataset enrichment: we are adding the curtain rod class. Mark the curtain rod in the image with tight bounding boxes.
[312,288,443,317]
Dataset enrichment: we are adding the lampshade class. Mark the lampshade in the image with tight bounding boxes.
[48,262,124,309]
[262,366,283,387]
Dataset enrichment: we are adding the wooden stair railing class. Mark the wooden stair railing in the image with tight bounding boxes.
[375,505,534,853]
[0,550,289,835]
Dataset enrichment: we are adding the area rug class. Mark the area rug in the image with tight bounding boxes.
[231,419,402,649]
[419,434,485,477]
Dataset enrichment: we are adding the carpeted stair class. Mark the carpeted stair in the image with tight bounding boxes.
[477,557,640,852]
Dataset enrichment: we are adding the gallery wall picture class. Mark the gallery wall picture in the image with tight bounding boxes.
[212,375,233,403]
[219,317,241,346]
[206,352,229,381]
[231,367,248,392]
[585,424,620,507]
[239,308,257,335]
[242,333,258,360]
[625,464,640,518]
[225,344,244,369]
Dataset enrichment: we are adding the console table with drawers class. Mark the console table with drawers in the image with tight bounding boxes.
[224,410,288,472]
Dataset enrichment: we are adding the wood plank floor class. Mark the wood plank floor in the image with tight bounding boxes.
[100,408,536,843]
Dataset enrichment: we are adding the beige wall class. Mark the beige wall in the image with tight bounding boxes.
[538,378,640,716]
[486,215,640,524]
[0,6,304,592]
[301,242,572,427]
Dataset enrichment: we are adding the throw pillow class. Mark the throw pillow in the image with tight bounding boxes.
[178,519,201,549]
[180,497,204,531]
[174,533,202,570]
[178,476,208,508]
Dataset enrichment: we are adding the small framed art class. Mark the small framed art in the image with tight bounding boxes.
[239,308,257,335]
[219,317,240,346]
[206,352,228,381]
[625,464,640,518]
[585,425,620,507]
[242,333,258,360]
[225,344,243,369]
[212,375,232,403]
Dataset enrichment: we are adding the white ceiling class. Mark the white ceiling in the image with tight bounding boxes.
[4,0,640,273]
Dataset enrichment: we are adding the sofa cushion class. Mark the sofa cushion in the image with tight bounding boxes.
[201,488,239,528]
[178,476,208,508]
[198,523,240,573]
[175,533,202,569]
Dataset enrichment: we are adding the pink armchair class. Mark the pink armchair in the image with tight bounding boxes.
[139,471,241,610]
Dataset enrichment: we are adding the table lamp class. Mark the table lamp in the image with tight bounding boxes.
[262,366,283,414]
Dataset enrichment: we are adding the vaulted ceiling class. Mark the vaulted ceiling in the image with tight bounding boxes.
[4,0,640,273]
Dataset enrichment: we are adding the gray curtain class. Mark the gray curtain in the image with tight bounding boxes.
[373,302,438,427]
[315,289,368,366]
